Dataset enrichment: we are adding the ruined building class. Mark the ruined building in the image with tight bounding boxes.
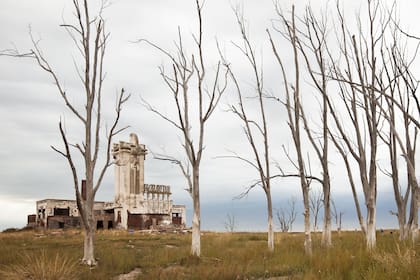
[28,134,186,230]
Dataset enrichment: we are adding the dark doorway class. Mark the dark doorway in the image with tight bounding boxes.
[54,207,70,216]
[107,221,113,229]
[96,220,104,229]
[127,212,143,229]
[58,222,65,229]
[172,213,182,225]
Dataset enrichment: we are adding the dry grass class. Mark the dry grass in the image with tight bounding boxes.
[371,242,418,279]
[0,229,419,279]
[0,250,79,280]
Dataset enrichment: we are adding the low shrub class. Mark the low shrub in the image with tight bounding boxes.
[0,250,80,280]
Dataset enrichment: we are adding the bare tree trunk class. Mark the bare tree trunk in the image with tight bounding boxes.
[331,199,342,235]
[83,226,95,265]
[276,197,297,233]
[385,91,407,240]
[139,0,227,257]
[266,189,274,251]
[372,16,419,243]
[81,195,96,265]
[406,125,419,243]
[325,0,385,249]
[224,213,236,232]
[322,184,332,246]
[399,214,409,241]
[379,90,419,243]
[309,189,323,233]
[379,77,410,241]
[293,6,332,247]
[409,187,419,243]
[303,189,312,256]
[223,8,275,251]
[191,167,201,256]
[6,0,129,265]
[330,135,367,234]
[269,5,312,255]
[366,200,377,250]
[339,212,343,235]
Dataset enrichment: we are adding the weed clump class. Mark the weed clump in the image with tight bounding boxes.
[0,250,80,280]
[372,243,418,278]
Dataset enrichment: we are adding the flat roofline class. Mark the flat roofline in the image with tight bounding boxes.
[36,198,109,204]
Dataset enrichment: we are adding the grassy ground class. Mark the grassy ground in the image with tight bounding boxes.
[0,229,418,279]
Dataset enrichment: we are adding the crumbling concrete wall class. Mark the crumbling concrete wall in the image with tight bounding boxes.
[172,205,187,227]
[127,212,171,230]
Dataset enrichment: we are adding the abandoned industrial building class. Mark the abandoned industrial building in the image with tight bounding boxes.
[27,133,186,230]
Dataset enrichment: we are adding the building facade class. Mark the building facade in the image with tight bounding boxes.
[30,134,186,230]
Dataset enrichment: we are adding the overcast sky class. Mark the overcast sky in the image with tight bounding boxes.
[0,0,419,232]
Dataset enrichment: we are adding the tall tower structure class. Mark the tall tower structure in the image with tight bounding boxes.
[111,133,176,229]
[112,133,147,204]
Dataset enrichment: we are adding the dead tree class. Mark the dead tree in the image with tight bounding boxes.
[276,197,297,232]
[268,5,313,256]
[270,2,334,248]
[331,199,344,235]
[329,133,367,235]
[326,0,387,250]
[324,1,420,244]
[139,0,227,257]
[378,38,413,241]
[3,0,129,265]
[309,188,323,233]
[327,0,419,247]
[222,9,275,251]
[224,213,236,233]
[377,26,419,242]
[293,6,333,247]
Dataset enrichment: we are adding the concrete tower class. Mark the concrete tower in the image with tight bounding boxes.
[112,133,147,202]
[112,133,147,227]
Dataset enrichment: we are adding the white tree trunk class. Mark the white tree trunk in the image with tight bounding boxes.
[191,211,200,256]
[398,214,408,241]
[191,212,200,256]
[81,197,97,265]
[366,202,376,250]
[266,191,274,251]
[321,172,332,247]
[410,192,418,243]
[83,227,96,266]
[303,191,312,256]
[191,169,201,257]
[322,207,332,247]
